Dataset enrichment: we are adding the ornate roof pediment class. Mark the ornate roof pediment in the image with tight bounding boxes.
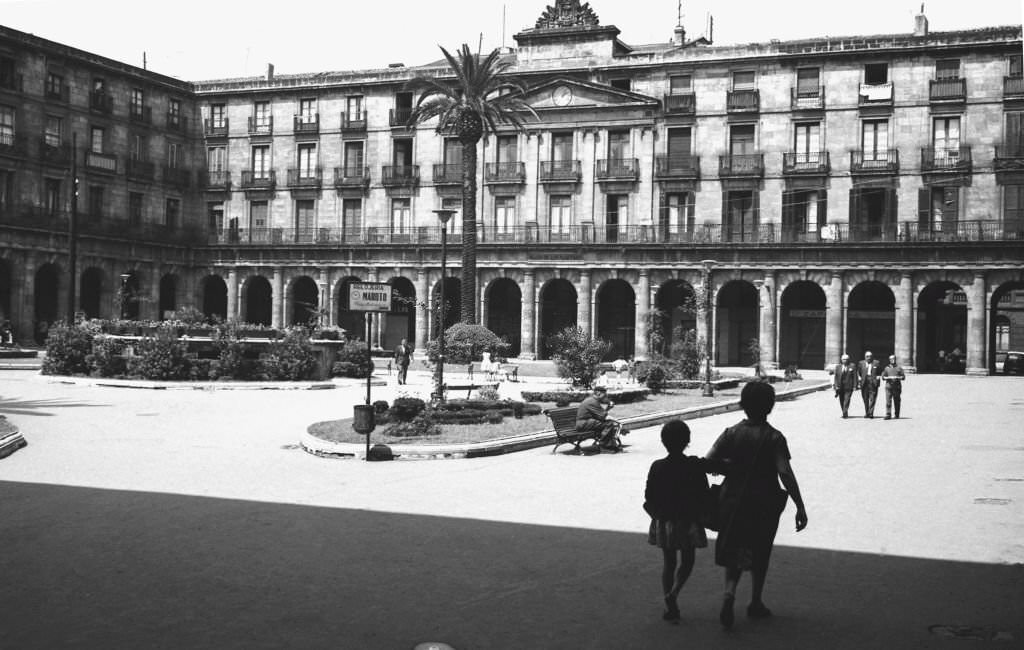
[520,78,658,110]
[534,0,601,30]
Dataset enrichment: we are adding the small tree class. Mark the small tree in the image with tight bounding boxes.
[547,326,613,388]
[670,327,707,380]
[426,323,509,366]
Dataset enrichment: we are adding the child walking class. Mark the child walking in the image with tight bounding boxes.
[643,419,710,622]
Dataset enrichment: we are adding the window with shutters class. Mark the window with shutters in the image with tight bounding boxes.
[782,190,827,242]
[342,199,362,238]
[861,120,889,163]
[669,74,692,94]
[796,68,820,95]
[128,192,143,226]
[723,190,758,242]
[660,192,695,240]
[1005,112,1023,155]
[494,196,516,235]
[391,198,410,235]
[0,105,13,145]
[550,195,571,234]
[1003,185,1024,231]
[935,59,960,80]
[295,199,315,240]
[919,187,959,235]
[793,122,821,166]
[251,145,270,178]
[250,200,268,230]
[344,141,364,176]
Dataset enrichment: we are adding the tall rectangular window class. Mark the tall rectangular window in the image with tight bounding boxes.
[393,138,413,168]
[346,96,363,120]
[732,71,755,90]
[0,170,12,213]
[129,134,146,161]
[295,199,315,236]
[605,194,628,243]
[551,133,573,161]
[168,98,181,127]
[1004,185,1024,227]
[250,200,268,230]
[0,105,13,145]
[298,98,316,123]
[796,67,820,95]
[342,198,362,235]
[251,145,270,178]
[90,127,104,153]
[391,198,411,234]
[443,138,462,165]
[496,135,517,163]
[1011,54,1023,78]
[253,101,270,129]
[862,120,889,160]
[550,195,571,234]
[167,142,182,168]
[794,122,821,164]
[662,192,695,237]
[441,197,461,235]
[208,202,225,232]
[297,143,317,177]
[933,116,961,151]
[864,63,888,84]
[44,178,61,216]
[165,198,180,229]
[207,146,225,172]
[130,88,144,117]
[45,72,64,98]
[667,127,691,159]
[210,104,226,128]
[607,130,630,160]
[935,59,960,80]
[1007,112,1024,152]
[729,124,755,155]
[669,74,692,94]
[343,141,364,175]
[494,196,516,234]
[44,115,62,147]
[128,192,143,226]
[88,185,104,218]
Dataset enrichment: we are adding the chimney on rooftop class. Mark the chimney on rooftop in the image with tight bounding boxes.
[673,25,686,47]
[267,63,275,81]
[914,4,929,36]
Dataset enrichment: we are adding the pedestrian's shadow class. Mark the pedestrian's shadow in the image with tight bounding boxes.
[0,396,109,417]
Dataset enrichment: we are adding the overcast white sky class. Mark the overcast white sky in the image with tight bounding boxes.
[0,0,1020,81]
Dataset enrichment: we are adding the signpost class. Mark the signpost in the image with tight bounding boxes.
[348,282,392,461]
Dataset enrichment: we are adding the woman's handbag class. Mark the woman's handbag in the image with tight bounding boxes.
[702,483,723,532]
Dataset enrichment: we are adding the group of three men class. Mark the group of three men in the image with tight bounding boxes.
[833,351,906,419]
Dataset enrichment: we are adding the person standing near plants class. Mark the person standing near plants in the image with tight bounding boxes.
[393,338,412,385]
[643,419,709,623]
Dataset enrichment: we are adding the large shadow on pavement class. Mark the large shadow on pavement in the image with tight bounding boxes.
[1,481,1021,650]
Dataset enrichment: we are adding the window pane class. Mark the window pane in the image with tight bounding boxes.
[669,74,691,94]
[732,71,755,89]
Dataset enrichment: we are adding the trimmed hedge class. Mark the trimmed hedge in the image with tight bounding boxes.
[521,388,651,404]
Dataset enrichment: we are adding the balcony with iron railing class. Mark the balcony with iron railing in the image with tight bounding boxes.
[203,170,231,191]
[858,82,893,106]
[341,111,367,132]
[994,143,1024,172]
[293,114,319,135]
[333,166,371,189]
[929,78,966,102]
[163,166,191,188]
[89,90,113,114]
[654,154,700,179]
[166,113,187,133]
[0,132,26,158]
[39,138,71,166]
[45,83,70,103]
[204,118,228,138]
[783,151,831,175]
[126,158,155,182]
[539,160,581,183]
[129,105,153,125]
[921,146,972,174]
[484,162,526,184]
[432,163,463,185]
[0,72,23,92]
[596,158,639,181]
[240,169,276,190]
[381,164,419,187]
[791,86,825,111]
[663,93,696,115]
[719,153,764,177]
[850,149,899,174]
[248,116,273,136]
[287,167,323,189]
[389,108,413,128]
[726,89,759,113]
[85,150,118,173]
[1005,76,1024,98]
[201,220,1024,247]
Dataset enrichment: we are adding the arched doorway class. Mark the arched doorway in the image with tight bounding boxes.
[243,275,273,326]
[916,281,967,373]
[990,281,1024,374]
[291,276,318,327]
[846,281,895,360]
[119,273,142,320]
[654,280,696,355]
[34,263,61,343]
[159,274,177,319]
[486,278,522,357]
[80,267,103,319]
[779,281,827,369]
[716,280,759,366]
[431,277,461,337]
[539,279,577,360]
[201,275,227,320]
[385,276,416,350]
[336,277,363,337]
[597,279,636,361]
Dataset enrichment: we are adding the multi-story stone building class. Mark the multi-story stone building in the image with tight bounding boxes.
[1,0,1022,374]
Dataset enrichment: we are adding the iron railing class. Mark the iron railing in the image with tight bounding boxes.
[381,165,419,186]
[719,153,764,176]
[287,167,322,188]
[333,166,370,188]
[783,151,831,174]
[432,163,463,184]
[129,105,153,125]
[240,170,276,190]
[921,146,972,172]
[204,118,228,137]
[929,78,966,101]
[89,90,113,113]
[596,158,639,180]
[40,138,72,166]
[166,112,187,132]
[248,116,273,135]
[727,89,759,112]
[0,203,204,244]
[791,86,825,110]
[293,114,319,134]
[539,160,581,182]
[1004,76,1024,97]
[163,166,191,188]
[45,83,70,103]
[0,72,23,92]
[663,93,696,114]
[0,132,26,157]
[85,151,118,173]
[654,155,700,179]
[125,159,155,181]
[858,82,893,104]
[389,108,413,127]
[484,162,526,183]
[850,149,899,173]
[203,170,231,190]
[341,111,367,131]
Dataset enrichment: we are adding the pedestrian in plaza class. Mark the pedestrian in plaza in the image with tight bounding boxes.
[833,353,857,418]
[881,354,906,419]
[0,320,14,348]
[643,419,709,623]
[706,381,808,629]
[857,350,881,418]
[575,385,622,451]
[393,338,412,385]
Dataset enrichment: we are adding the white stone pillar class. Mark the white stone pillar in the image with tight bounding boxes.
[226,269,238,322]
[825,272,844,364]
[635,270,650,360]
[578,270,592,336]
[894,272,914,370]
[758,273,777,369]
[520,269,536,360]
[966,271,988,375]
[414,269,428,355]
[272,269,283,328]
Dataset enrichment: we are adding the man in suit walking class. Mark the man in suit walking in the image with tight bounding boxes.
[833,354,857,418]
[881,354,906,419]
[393,338,412,385]
[857,350,882,418]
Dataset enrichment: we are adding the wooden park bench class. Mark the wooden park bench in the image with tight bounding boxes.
[545,406,601,454]
[444,381,499,399]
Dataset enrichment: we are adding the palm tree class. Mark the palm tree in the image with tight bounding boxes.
[407,44,536,324]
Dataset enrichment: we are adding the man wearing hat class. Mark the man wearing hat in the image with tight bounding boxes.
[833,354,857,418]
[576,385,623,451]
[881,354,906,419]
[857,351,882,418]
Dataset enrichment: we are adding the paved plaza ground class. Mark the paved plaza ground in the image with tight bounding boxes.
[1,368,1023,649]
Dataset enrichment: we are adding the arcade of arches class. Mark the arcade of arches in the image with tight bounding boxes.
[1,255,1022,375]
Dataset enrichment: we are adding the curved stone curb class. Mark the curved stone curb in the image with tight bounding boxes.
[34,375,345,391]
[300,381,833,460]
[0,421,27,459]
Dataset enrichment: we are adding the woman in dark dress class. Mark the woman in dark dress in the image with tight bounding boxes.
[643,419,709,622]
[706,381,808,628]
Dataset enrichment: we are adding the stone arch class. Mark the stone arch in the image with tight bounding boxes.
[334,275,363,336]
[384,275,416,350]
[779,280,827,370]
[34,263,61,342]
[290,275,319,327]
[596,278,636,361]
[846,280,895,360]
[158,274,178,319]
[715,280,759,366]
[990,278,1024,374]
[539,278,577,360]
[80,267,105,319]
[242,275,273,326]
[916,280,967,373]
[654,279,696,356]
[431,276,461,337]
[201,274,228,320]
[486,277,522,357]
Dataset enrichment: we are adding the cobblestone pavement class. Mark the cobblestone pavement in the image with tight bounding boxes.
[1,370,1022,649]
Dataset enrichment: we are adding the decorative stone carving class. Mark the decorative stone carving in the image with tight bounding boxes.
[535,0,600,29]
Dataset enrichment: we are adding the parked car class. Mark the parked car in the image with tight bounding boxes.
[1003,351,1024,375]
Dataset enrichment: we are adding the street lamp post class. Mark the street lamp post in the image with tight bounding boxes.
[119,273,131,320]
[432,209,457,403]
[702,259,716,398]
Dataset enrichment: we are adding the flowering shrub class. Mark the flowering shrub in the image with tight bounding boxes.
[546,326,612,388]
[426,323,510,366]
[381,414,441,438]
[127,325,191,380]
[331,341,374,378]
[42,323,94,376]
[261,328,317,381]
[86,336,129,378]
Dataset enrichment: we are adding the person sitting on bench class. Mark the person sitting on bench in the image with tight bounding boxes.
[576,385,622,450]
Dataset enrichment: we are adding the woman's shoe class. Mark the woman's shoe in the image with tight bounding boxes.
[719,595,735,629]
[747,602,773,619]
[662,596,680,622]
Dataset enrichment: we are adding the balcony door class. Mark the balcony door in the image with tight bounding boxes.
[933,117,961,165]
[393,139,413,170]
[918,187,959,235]
[342,199,362,242]
[496,135,517,163]
[549,195,571,237]
[605,194,627,243]
[659,192,695,241]
[862,120,889,165]
[794,122,821,167]
[251,146,270,179]
[1007,112,1024,155]
[295,199,315,242]
[723,190,758,242]
[343,141,363,177]
[782,190,827,241]
[551,133,573,176]
[729,124,756,172]
[297,144,316,179]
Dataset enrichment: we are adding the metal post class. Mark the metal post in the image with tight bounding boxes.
[702,259,716,397]
[431,209,456,403]
[67,132,78,323]
[365,311,372,405]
